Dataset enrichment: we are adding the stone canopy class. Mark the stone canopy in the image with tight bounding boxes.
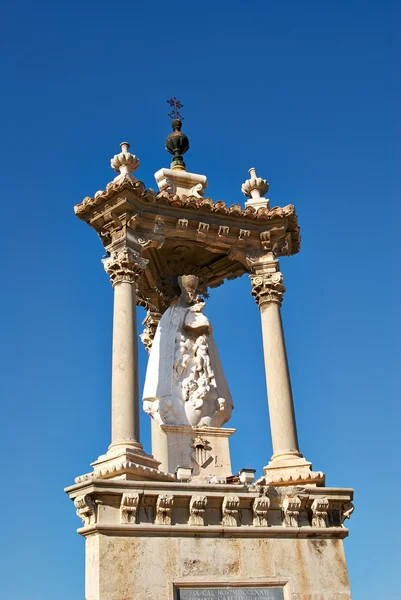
[74,172,300,313]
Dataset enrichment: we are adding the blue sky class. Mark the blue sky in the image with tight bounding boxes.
[0,1,399,598]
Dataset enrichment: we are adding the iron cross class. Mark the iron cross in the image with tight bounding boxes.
[167,97,184,120]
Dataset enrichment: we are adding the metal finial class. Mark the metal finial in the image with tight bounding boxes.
[165,100,189,170]
[167,97,184,120]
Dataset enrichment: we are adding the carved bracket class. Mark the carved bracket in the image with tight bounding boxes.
[196,222,210,241]
[74,494,96,527]
[238,229,251,243]
[188,495,207,526]
[218,225,230,238]
[126,230,164,251]
[154,215,165,234]
[282,495,301,527]
[340,501,355,527]
[189,182,205,198]
[176,218,189,230]
[120,492,141,524]
[155,494,174,525]
[311,498,329,528]
[222,495,240,527]
[253,495,270,527]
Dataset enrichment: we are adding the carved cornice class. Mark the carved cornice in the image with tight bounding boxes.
[74,173,299,230]
[250,271,286,307]
[103,248,148,287]
[68,483,354,534]
[74,171,301,313]
[75,174,149,217]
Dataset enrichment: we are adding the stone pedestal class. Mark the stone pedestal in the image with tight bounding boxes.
[151,422,235,480]
[66,478,354,600]
[154,167,207,197]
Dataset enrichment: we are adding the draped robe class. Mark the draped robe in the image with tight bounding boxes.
[142,300,233,427]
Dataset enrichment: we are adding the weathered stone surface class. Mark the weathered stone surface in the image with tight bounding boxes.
[273,539,350,596]
[67,477,353,600]
[85,535,350,600]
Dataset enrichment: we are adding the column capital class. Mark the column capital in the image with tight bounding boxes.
[249,259,286,307]
[140,310,162,353]
[103,247,148,287]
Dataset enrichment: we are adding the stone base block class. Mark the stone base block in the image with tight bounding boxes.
[74,444,176,484]
[66,476,354,600]
[152,422,235,479]
[262,454,325,487]
[85,535,351,600]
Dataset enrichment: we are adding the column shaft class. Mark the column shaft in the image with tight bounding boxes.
[250,262,323,485]
[259,300,300,458]
[98,245,162,473]
[111,281,140,446]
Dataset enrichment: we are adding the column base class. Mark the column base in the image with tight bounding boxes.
[106,440,157,465]
[90,443,164,481]
[73,443,176,484]
[260,453,325,487]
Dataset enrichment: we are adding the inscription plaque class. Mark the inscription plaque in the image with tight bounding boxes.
[176,588,284,600]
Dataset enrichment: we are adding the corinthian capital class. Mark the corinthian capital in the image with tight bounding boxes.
[250,271,285,307]
[102,247,148,286]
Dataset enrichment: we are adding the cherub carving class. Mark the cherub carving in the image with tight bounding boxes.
[193,334,214,382]
[173,334,192,378]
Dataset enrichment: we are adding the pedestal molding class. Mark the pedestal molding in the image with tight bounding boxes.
[67,479,354,537]
[76,523,350,540]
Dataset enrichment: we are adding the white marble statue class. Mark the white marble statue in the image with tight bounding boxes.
[143,275,233,427]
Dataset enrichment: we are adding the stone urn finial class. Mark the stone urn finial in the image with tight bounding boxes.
[110,142,140,180]
[241,167,270,210]
[165,119,190,171]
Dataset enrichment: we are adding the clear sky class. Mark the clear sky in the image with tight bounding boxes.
[0,1,399,598]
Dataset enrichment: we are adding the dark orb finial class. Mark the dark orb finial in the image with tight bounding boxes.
[166,98,189,171]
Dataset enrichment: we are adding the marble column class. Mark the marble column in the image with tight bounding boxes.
[250,259,323,485]
[103,247,147,452]
[250,261,300,460]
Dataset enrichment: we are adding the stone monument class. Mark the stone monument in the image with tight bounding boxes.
[65,99,354,600]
